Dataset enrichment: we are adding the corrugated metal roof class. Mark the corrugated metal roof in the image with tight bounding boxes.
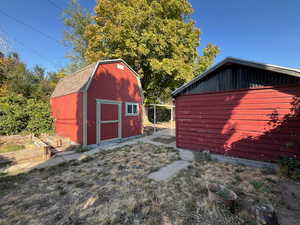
[172,57,300,97]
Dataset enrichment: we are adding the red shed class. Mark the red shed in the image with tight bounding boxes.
[172,57,300,161]
[51,59,143,146]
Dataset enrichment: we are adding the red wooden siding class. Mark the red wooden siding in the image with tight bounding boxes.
[87,62,143,144]
[51,92,83,144]
[122,104,143,138]
[176,85,300,161]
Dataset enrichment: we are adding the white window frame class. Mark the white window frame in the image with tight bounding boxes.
[125,102,139,116]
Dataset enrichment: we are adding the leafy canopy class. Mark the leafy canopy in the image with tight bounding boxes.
[63,0,93,73]
[64,0,220,103]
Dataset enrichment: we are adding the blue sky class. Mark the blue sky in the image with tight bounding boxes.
[0,0,299,73]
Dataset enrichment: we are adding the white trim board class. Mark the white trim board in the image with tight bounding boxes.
[82,91,88,146]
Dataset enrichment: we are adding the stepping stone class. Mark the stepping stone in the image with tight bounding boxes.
[148,160,191,181]
[178,149,194,161]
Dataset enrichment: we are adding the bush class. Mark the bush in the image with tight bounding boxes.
[26,99,53,134]
[147,106,171,123]
[277,156,300,181]
[0,95,29,134]
[0,94,53,135]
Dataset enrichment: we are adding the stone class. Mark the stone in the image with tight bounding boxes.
[206,182,238,213]
[252,204,278,225]
[148,160,191,181]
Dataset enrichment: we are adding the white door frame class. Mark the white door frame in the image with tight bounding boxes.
[96,99,122,144]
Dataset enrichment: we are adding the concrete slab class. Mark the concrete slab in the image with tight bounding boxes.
[210,153,278,169]
[178,149,194,161]
[148,160,190,181]
[35,157,66,169]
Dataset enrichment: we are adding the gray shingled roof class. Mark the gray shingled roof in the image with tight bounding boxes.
[51,62,97,98]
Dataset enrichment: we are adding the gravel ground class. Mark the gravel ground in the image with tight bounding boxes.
[0,143,289,225]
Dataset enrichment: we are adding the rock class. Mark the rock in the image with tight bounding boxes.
[206,183,238,213]
[252,204,278,225]
[194,150,212,161]
[78,155,92,162]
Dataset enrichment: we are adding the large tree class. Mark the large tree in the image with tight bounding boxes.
[63,0,92,72]
[65,0,219,102]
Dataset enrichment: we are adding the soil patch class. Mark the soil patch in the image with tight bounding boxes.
[277,180,300,225]
[152,135,176,144]
[0,135,34,153]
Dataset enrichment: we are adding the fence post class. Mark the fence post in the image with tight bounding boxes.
[153,104,156,132]
[170,106,174,130]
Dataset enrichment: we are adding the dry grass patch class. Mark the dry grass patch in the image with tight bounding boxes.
[160,160,281,224]
[0,144,288,225]
[0,143,179,225]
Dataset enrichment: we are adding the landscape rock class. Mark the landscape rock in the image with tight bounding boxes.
[252,204,278,225]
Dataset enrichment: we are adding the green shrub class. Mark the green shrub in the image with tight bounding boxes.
[277,156,300,181]
[250,180,264,190]
[74,145,89,153]
[0,95,29,134]
[26,99,53,134]
[0,94,53,135]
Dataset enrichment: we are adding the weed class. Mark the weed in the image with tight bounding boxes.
[243,220,256,225]
[75,181,86,188]
[250,180,264,190]
[187,165,194,170]
[234,175,242,183]
[260,185,272,193]
[118,165,125,170]
[0,173,24,192]
[74,145,89,153]
[80,155,93,163]
[277,156,300,180]
[149,166,160,173]
[59,190,67,196]
[261,167,276,175]
[265,177,277,184]
[0,143,24,153]
[234,167,245,173]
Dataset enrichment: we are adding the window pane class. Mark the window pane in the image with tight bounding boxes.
[127,104,132,114]
[133,104,138,114]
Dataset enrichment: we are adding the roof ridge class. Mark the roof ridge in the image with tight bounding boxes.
[226,57,300,73]
[67,62,97,76]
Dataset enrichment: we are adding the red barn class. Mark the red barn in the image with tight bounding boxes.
[172,57,300,161]
[51,59,143,146]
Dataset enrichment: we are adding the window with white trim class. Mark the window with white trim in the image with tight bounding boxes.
[126,103,139,116]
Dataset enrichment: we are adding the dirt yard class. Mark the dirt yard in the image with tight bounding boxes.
[0,143,299,225]
[0,135,34,154]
